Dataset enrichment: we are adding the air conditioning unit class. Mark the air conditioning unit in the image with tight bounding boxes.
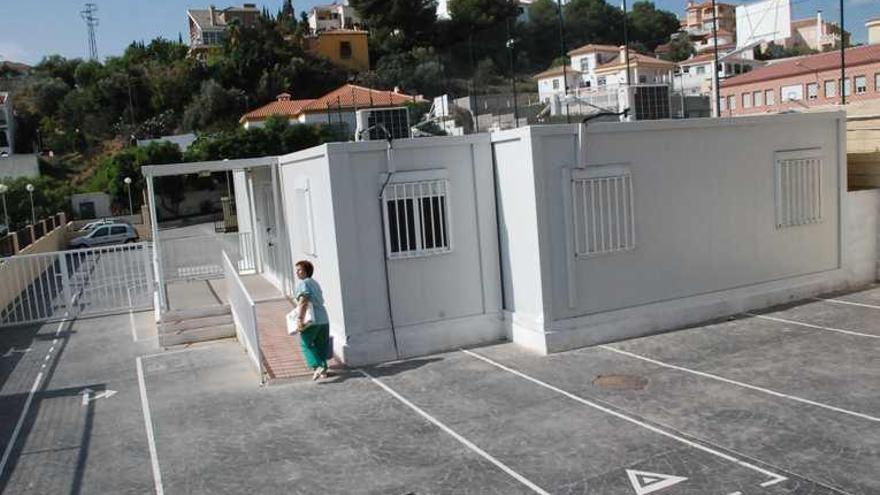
[355,107,411,141]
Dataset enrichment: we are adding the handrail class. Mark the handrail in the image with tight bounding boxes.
[222,249,263,384]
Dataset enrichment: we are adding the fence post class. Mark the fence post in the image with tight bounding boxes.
[58,251,73,317]
[10,231,19,255]
[58,212,67,226]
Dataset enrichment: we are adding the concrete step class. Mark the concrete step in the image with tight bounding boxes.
[161,323,236,347]
[161,305,231,322]
[159,314,234,333]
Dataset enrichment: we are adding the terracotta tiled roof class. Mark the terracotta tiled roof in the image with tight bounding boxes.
[300,84,422,114]
[240,97,316,123]
[240,84,423,123]
[722,44,880,88]
[533,65,580,80]
[595,53,676,73]
[568,44,620,57]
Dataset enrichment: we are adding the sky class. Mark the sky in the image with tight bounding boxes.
[0,0,878,65]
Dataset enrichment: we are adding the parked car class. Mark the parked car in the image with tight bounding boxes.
[0,224,8,237]
[68,223,139,249]
[78,219,118,232]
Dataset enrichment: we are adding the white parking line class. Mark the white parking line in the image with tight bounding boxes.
[600,346,880,423]
[358,369,551,495]
[745,313,879,339]
[0,315,70,478]
[462,349,788,488]
[0,371,44,478]
[136,357,165,495]
[813,297,880,311]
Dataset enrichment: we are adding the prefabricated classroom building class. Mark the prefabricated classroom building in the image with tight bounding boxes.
[232,111,871,365]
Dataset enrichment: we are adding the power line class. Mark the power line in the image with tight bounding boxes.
[80,3,99,61]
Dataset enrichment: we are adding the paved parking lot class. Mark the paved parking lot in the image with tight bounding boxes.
[1,285,878,494]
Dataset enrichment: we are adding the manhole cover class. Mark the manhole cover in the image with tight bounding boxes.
[592,374,648,390]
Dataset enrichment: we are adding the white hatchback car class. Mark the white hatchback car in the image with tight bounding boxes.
[68,223,139,249]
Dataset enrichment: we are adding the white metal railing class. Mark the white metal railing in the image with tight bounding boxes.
[160,232,255,282]
[222,250,263,383]
[0,243,154,327]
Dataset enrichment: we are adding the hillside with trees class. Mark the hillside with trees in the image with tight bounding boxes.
[0,0,681,222]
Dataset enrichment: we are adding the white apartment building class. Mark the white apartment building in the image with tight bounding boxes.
[308,1,361,33]
[534,66,582,103]
[675,53,765,96]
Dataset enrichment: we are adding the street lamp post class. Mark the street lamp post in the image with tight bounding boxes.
[25,183,35,226]
[0,183,9,229]
[124,177,133,215]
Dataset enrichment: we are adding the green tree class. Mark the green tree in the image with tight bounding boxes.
[350,0,436,54]
[563,0,625,49]
[0,176,74,229]
[181,80,244,132]
[660,33,695,62]
[449,0,519,29]
[628,1,681,51]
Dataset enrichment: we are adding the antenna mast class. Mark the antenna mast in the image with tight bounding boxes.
[81,3,99,61]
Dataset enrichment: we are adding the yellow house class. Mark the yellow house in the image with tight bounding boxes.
[304,29,369,73]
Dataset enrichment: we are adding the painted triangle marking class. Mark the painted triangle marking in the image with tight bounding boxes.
[626,469,688,495]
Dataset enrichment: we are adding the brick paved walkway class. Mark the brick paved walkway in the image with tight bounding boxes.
[255,299,312,380]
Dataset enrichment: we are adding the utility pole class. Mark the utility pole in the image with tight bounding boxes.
[622,0,631,86]
[839,0,846,106]
[506,18,519,128]
[556,0,570,123]
[711,0,721,117]
[80,3,99,61]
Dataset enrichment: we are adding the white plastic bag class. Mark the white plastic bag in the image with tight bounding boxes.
[286,303,314,335]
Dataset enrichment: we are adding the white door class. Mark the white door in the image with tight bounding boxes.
[255,183,281,287]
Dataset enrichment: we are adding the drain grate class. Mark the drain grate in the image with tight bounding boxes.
[592,374,648,391]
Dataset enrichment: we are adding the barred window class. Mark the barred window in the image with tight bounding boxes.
[775,150,822,229]
[292,182,317,255]
[383,179,450,259]
[571,167,635,257]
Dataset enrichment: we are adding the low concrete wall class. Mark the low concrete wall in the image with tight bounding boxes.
[0,224,68,320]
[845,188,880,283]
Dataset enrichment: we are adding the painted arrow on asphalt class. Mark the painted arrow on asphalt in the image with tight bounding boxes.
[626,469,687,495]
[81,388,117,406]
[1,347,32,358]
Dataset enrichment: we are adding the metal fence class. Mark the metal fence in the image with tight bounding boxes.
[160,232,256,282]
[222,250,263,384]
[0,242,154,327]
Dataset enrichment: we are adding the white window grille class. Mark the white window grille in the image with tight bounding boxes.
[775,150,822,229]
[292,181,317,255]
[571,167,635,257]
[383,179,451,259]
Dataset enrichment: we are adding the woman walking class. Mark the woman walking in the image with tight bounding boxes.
[293,260,331,380]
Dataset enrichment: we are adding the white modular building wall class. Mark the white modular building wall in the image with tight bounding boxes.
[278,135,503,365]
[492,112,849,353]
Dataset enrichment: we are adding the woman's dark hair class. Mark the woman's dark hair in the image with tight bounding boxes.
[295,260,314,278]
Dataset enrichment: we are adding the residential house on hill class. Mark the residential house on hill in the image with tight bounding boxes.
[675,52,764,96]
[783,13,845,52]
[567,44,620,90]
[239,84,423,134]
[187,3,260,56]
[308,1,361,33]
[303,29,369,72]
[534,66,581,103]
